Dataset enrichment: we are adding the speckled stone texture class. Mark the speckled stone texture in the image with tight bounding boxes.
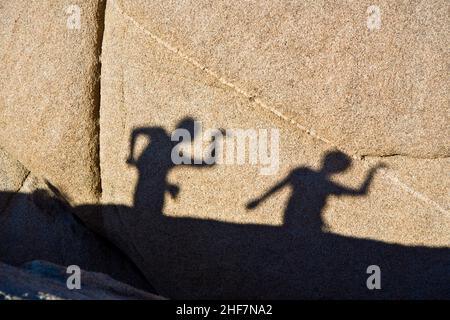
[0,0,448,299]
[95,0,449,299]
[112,0,449,158]
[0,148,29,212]
[0,0,104,204]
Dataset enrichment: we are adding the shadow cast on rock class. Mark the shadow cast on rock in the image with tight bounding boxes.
[1,119,449,299]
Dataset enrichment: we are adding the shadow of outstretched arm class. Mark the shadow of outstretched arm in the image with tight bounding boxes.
[246,174,290,210]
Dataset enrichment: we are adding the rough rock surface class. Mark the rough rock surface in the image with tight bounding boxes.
[0,0,104,204]
[97,0,450,299]
[112,0,450,158]
[0,148,29,212]
[0,260,163,300]
[0,149,153,292]
[0,0,448,300]
[363,155,450,212]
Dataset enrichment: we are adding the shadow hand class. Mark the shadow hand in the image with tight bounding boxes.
[246,199,260,210]
[168,184,180,199]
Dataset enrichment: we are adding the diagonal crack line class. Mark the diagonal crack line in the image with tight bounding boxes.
[109,1,334,144]
[361,153,450,160]
[109,0,449,216]
[93,0,107,200]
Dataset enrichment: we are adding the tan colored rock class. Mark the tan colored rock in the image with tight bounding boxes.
[113,0,449,158]
[0,148,29,212]
[0,0,104,204]
[98,1,450,298]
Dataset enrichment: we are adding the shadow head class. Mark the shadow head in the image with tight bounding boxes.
[321,151,352,175]
[175,116,199,139]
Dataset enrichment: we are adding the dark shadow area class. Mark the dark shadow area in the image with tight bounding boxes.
[0,187,153,293]
[1,117,449,299]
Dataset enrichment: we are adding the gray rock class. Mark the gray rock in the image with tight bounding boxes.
[0,260,164,300]
[0,172,154,293]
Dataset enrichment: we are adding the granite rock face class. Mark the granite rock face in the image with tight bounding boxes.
[0,0,104,204]
[0,148,29,212]
[0,0,448,299]
[112,0,450,158]
[96,0,450,298]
